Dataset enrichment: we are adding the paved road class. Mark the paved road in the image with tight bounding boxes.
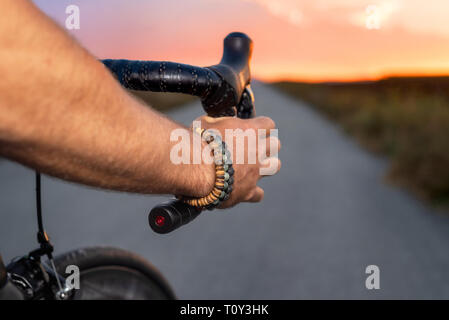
[1,82,448,299]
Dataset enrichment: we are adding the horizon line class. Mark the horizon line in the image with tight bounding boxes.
[263,71,449,84]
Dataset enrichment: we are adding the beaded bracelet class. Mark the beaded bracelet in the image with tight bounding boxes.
[178,128,234,210]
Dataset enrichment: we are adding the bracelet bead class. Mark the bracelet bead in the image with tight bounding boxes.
[179,128,235,210]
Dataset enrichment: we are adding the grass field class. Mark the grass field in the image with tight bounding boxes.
[274,77,449,208]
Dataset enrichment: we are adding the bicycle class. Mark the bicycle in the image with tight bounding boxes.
[0,32,254,300]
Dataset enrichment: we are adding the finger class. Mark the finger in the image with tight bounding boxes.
[244,186,264,203]
[200,115,234,125]
[252,116,276,131]
[191,115,233,129]
[260,136,281,158]
[259,157,281,177]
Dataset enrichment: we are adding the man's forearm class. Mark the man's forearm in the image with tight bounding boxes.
[0,0,214,196]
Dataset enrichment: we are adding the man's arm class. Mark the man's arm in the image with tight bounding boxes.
[0,0,216,197]
[0,0,280,205]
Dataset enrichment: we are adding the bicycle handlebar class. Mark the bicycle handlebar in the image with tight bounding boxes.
[102,32,253,118]
[148,200,202,234]
[102,32,254,234]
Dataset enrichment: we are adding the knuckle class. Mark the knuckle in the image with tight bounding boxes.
[244,190,255,201]
[276,137,281,151]
[258,188,265,202]
[262,116,276,129]
[269,136,281,151]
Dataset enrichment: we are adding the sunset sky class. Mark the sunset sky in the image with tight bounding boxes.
[33,0,449,82]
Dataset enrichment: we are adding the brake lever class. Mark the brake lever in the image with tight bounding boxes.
[236,85,255,119]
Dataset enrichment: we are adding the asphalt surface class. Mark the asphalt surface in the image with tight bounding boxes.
[1,82,448,299]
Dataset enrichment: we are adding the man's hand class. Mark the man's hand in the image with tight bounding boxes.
[0,0,280,208]
[195,115,281,208]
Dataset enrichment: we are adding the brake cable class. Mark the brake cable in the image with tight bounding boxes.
[35,172,44,236]
[33,171,64,297]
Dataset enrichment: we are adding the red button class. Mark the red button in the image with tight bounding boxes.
[155,215,165,227]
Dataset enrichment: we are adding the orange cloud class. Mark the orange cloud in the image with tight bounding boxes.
[38,0,449,81]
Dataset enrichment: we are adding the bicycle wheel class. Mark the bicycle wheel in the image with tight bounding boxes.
[53,246,176,300]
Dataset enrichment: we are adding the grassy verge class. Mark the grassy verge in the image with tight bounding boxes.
[274,77,449,208]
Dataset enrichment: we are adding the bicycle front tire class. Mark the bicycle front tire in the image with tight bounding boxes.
[53,246,176,300]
